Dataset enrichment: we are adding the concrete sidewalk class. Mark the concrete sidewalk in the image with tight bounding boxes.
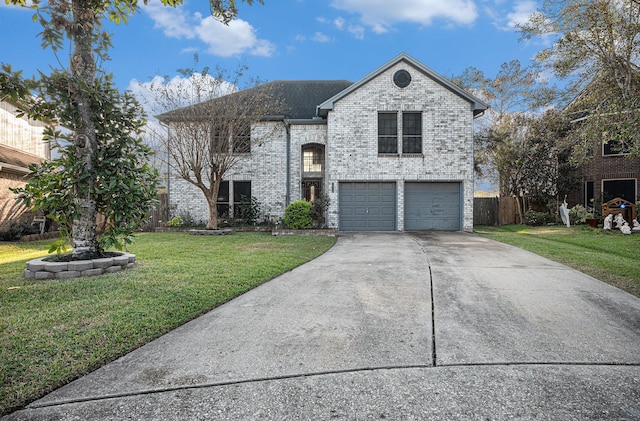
[4,232,640,420]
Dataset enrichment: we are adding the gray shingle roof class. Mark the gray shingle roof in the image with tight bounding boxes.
[157,80,353,122]
[265,80,353,119]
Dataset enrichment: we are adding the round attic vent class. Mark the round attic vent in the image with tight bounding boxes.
[393,70,412,88]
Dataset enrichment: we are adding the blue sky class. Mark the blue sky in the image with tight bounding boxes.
[1,0,543,93]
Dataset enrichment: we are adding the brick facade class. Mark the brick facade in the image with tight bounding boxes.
[323,61,476,231]
[167,54,485,231]
[567,146,640,212]
[0,172,34,230]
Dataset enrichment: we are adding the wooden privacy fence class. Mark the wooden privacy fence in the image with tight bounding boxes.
[473,197,519,226]
[142,192,168,232]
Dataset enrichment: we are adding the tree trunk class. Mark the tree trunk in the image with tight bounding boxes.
[206,197,219,230]
[515,195,524,225]
[70,0,99,259]
[205,177,222,230]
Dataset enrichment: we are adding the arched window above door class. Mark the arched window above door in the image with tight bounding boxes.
[303,145,324,175]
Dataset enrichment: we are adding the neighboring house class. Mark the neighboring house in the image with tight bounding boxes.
[571,139,640,214]
[564,87,640,213]
[0,99,50,230]
[164,53,488,232]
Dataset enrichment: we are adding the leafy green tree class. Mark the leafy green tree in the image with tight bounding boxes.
[477,111,573,223]
[518,0,640,158]
[1,0,263,258]
[10,72,158,252]
[452,60,554,183]
[453,61,577,222]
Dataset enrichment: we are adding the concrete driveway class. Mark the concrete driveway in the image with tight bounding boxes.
[4,232,640,420]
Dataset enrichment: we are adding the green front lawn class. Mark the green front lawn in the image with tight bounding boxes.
[0,232,336,416]
[475,225,640,297]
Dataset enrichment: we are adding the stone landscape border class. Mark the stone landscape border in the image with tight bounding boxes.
[271,229,338,237]
[24,252,137,280]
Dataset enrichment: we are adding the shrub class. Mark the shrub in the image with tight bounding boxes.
[167,216,182,227]
[177,211,202,227]
[237,195,260,225]
[283,200,313,229]
[569,205,588,225]
[311,194,330,228]
[525,210,553,226]
[0,222,40,241]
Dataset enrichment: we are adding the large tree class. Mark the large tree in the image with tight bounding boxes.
[152,66,285,229]
[452,61,574,222]
[2,0,263,258]
[452,60,554,182]
[487,110,576,221]
[518,0,640,158]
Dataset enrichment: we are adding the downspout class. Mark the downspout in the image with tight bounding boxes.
[284,119,291,207]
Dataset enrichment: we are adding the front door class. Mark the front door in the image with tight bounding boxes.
[303,179,322,202]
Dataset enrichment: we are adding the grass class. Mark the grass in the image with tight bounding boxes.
[0,232,336,416]
[475,225,640,297]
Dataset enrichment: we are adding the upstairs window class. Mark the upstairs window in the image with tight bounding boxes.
[211,124,251,154]
[303,145,324,173]
[378,112,422,155]
[211,126,227,154]
[603,139,631,156]
[402,112,422,154]
[378,112,398,154]
[232,125,251,154]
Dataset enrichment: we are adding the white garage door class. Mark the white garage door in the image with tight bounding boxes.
[404,182,461,231]
[339,182,396,231]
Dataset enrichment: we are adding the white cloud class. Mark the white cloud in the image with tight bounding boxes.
[505,0,537,30]
[142,1,275,57]
[489,0,537,31]
[196,17,275,57]
[144,1,195,39]
[330,0,478,32]
[311,32,332,43]
[317,15,364,40]
[348,24,365,40]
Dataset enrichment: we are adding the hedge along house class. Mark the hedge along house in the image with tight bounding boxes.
[161,53,488,232]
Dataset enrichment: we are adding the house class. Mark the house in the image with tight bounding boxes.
[163,53,488,232]
[0,99,50,230]
[572,142,640,214]
[564,84,640,214]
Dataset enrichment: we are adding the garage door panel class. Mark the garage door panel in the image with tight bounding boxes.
[354,195,368,203]
[405,182,461,231]
[339,182,396,231]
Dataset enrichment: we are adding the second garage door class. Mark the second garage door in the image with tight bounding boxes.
[339,182,396,231]
[404,182,461,231]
